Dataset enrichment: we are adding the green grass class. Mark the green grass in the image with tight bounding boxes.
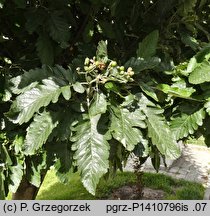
[34,170,205,200]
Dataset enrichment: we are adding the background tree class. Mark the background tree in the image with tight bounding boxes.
[0,0,210,200]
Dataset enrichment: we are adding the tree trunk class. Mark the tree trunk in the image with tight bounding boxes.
[12,172,46,200]
[12,177,39,200]
[133,156,144,199]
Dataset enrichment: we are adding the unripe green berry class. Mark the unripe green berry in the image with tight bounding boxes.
[120,71,124,75]
[111,61,117,67]
[120,66,125,71]
[95,61,100,66]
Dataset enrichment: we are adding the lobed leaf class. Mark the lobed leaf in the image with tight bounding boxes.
[139,81,159,102]
[204,100,210,115]
[53,65,74,83]
[146,107,181,159]
[136,93,181,159]
[47,11,70,43]
[10,66,51,94]
[189,60,210,84]
[23,111,58,155]
[8,164,23,193]
[7,79,66,124]
[96,40,108,60]
[48,109,78,142]
[110,105,146,151]
[71,114,110,195]
[89,92,107,116]
[157,84,195,98]
[26,153,47,187]
[125,57,160,74]
[10,65,72,95]
[170,108,206,140]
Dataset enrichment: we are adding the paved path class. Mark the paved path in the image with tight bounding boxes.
[125,144,210,199]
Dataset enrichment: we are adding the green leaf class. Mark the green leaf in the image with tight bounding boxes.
[26,153,47,187]
[180,32,199,51]
[10,66,52,94]
[47,11,70,43]
[104,82,119,92]
[189,60,210,84]
[151,148,161,172]
[9,163,23,193]
[12,134,24,154]
[145,107,181,159]
[125,57,160,74]
[23,111,58,155]
[89,92,107,116]
[25,8,47,34]
[36,34,54,66]
[0,145,12,166]
[61,86,71,100]
[7,79,64,124]
[186,57,197,74]
[136,94,181,159]
[0,167,5,200]
[54,141,73,183]
[72,82,85,93]
[96,40,108,60]
[170,108,205,140]
[137,30,159,59]
[54,65,74,83]
[121,95,147,129]
[10,65,72,95]
[108,140,124,172]
[196,44,210,62]
[139,81,159,102]
[48,109,78,142]
[157,84,195,98]
[71,114,110,195]
[204,100,210,115]
[110,105,146,151]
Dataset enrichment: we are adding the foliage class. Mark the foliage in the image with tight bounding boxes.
[1,0,210,199]
[3,41,180,195]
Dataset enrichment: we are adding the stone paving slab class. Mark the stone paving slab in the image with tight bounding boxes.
[125,144,210,199]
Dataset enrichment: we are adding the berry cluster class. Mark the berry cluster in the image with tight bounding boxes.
[83,57,135,84]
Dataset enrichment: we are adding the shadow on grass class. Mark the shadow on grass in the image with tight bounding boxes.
[36,170,205,200]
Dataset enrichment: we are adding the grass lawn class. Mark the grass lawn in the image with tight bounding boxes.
[34,169,205,200]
